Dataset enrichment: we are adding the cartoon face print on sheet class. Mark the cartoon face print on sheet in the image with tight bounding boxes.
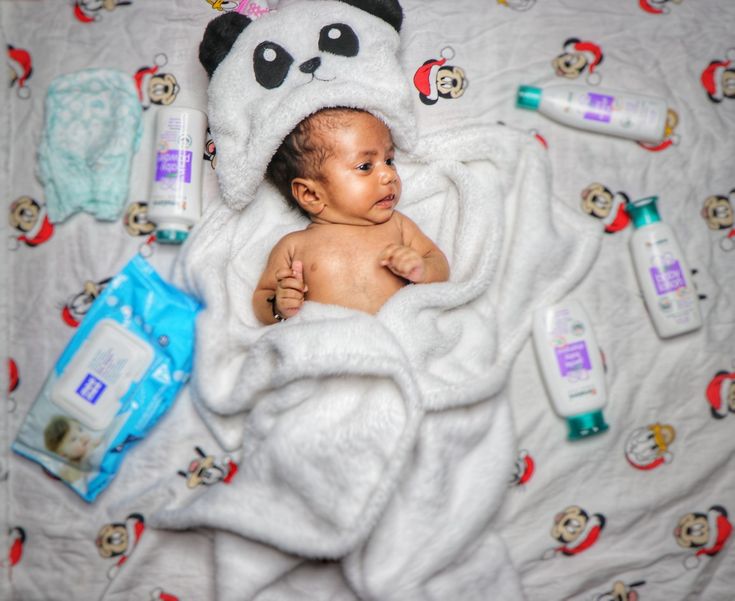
[197,0,416,211]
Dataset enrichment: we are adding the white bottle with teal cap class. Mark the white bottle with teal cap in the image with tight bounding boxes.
[628,196,702,338]
[516,84,668,144]
[532,299,609,441]
[148,107,208,244]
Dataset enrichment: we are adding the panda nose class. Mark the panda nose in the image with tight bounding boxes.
[299,57,321,74]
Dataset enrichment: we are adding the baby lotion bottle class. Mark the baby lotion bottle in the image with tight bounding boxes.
[516,84,668,143]
[532,299,609,441]
[628,196,702,338]
[148,107,208,244]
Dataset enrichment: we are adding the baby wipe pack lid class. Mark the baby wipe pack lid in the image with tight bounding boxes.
[51,319,154,431]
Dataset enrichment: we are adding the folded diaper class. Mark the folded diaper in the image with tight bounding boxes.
[37,68,143,223]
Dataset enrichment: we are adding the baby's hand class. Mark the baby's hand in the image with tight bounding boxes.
[379,244,425,283]
[275,260,308,318]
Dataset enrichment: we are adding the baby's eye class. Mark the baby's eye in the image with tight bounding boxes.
[386,157,396,167]
[357,163,372,171]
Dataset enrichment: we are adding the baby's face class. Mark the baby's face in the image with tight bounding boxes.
[58,421,91,461]
[311,112,401,226]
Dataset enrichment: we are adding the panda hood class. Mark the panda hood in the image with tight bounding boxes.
[200,0,416,211]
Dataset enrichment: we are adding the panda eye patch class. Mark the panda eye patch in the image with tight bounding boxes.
[253,41,294,89]
[318,23,359,57]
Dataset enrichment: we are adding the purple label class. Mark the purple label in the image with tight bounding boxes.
[650,261,686,295]
[155,150,192,183]
[583,93,614,123]
[555,341,591,377]
[76,374,106,405]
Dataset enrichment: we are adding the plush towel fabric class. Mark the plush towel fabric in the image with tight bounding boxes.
[150,123,601,599]
[147,2,602,598]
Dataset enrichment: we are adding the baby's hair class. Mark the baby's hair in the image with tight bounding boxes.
[44,415,72,453]
[267,107,366,215]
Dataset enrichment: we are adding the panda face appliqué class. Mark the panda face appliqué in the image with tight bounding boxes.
[253,23,359,89]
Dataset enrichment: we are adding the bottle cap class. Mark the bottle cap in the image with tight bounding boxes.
[516,85,542,111]
[566,410,609,441]
[156,228,189,244]
[627,196,661,228]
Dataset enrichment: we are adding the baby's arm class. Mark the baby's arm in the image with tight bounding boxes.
[253,236,308,324]
[378,214,449,283]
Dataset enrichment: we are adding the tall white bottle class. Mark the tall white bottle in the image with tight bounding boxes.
[532,299,609,441]
[516,84,668,143]
[148,107,208,244]
[628,196,702,338]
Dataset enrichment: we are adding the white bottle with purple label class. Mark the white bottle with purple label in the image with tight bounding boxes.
[148,107,208,244]
[628,196,702,338]
[516,84,668,143]
[532,299,609,441]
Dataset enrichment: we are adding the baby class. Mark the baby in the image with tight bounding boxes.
[44,415,100,465]
[254,108,449,324]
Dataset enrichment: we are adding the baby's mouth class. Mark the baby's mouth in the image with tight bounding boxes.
[375,194,395,208]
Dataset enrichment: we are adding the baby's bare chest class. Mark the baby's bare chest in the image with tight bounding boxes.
[298,225,406,310]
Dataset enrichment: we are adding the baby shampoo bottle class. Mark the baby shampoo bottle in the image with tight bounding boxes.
[516,84,668,144]
[628,196,702,338]
[533,299,609,441]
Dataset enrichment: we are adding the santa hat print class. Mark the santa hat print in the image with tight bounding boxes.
[413,58,446,102]
[107,514,145,580]
[543,512,605,559]
[150,588,179,601]
[13,200,54,247]
[626,424,675,470]
[701,51,735,103]
[8,358,19,393]
[603,193,631,233]
[684,507,733,569]
[134,54,167,105]
[518,451,535,485]
[413,47,455,104]
[697,508,733,558]
[7,45,32,98]
[557,515,605,556]
[74,2,96,23]
[564,38,603,85]
[8,527,25,567]
[705,371,735,419]
[639,0,668,15]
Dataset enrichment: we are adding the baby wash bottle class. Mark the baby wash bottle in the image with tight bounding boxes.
[533,299,609,441]
[148,107,208,244]
[628,196,702,338]
[516,84,668,143]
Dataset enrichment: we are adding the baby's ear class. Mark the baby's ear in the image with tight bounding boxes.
[291,178,324,215]
[199,12,252,79]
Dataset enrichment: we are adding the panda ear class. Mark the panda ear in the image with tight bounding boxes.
[339,0,403,32]
[199,12,252,79]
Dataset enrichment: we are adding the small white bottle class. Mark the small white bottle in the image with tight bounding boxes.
[532,299,609,441]
[516,83,668,143]
[148,107,208,244]
[628,196,702,338]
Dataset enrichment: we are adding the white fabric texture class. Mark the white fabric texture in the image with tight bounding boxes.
[147,3,602,595]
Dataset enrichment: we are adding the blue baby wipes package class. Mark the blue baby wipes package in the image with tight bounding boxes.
[13,255,201,502]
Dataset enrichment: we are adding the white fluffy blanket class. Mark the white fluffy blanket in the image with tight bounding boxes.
[148,2,601,597]
[151,123,601,599]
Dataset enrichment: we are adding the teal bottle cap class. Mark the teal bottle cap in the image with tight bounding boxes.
[627,196,661,228]
[516,85,542,111]
[156,229,189,244]
[566,410,609,441]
